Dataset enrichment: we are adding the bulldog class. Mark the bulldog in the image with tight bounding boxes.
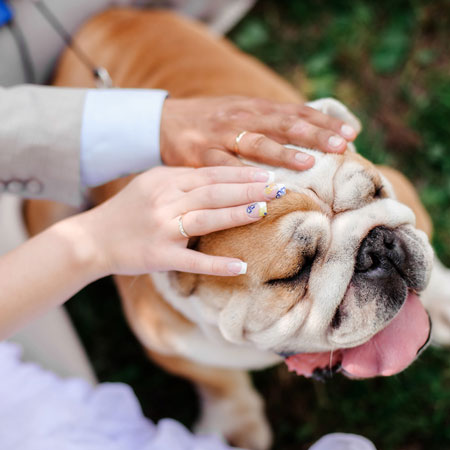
[24,9,450,450]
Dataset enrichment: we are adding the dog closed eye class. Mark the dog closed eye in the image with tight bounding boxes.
[265,254,315,286]
[373,184,385,199]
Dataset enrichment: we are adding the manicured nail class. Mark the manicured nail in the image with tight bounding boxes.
[246,201,267,218]
[295,152,313,164]
[252,170,275,183]
[328,135,345,149]
[264,183,286,200]
[340,124,356,139]
[228,261,247,275]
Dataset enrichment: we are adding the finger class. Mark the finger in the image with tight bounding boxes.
[296,105,358,140]
[277,116,348,153]
[176,180,286,211]
[227,131,315,171]
[233,117,348,155]
[176,165,274,192]
[176,201,268,237]
[269,103,359,140]
[172,249,248,276]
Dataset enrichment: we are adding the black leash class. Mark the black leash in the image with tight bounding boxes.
[5,0,113,87]
[32,0,113,88]
[8,18,36,83]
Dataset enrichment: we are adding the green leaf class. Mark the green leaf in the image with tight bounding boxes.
[415,48,436,67]
[305,52,334,76]
[371,24,411,73]
[232,18,269,52]
[309,74,337,98]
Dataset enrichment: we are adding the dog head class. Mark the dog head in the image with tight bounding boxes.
[155,99,433,379]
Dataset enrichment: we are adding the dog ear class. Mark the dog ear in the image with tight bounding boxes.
[169,237,200,297]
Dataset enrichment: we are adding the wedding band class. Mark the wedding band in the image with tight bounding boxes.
[234,130,247,155]
[178,215,190,238]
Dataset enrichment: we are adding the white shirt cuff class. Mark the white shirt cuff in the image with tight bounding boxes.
[80,89,168,187]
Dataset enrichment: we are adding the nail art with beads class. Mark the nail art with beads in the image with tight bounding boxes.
[247,201,267,218]
[264,183,287,200]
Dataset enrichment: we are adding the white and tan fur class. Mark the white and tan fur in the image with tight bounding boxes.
[24,9,450,450]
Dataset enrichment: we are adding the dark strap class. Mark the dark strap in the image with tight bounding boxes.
[1,1,36,83]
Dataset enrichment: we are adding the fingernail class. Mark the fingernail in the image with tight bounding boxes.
[246,201,267,218]
[328,135,345,149]
[252,170,275,183]
[295,152,313,163]
[264,183,286,200]
[340,124,356,139]
[228,261,247,275]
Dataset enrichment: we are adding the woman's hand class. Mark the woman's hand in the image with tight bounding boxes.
[0,165,288,339]
[160,96,359,170]
[79,165,286,278]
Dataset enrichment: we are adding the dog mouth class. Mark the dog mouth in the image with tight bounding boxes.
[283,225,432,380]
[284,291,431,379]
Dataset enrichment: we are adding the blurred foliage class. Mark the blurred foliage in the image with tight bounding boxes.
[68,1,449,450]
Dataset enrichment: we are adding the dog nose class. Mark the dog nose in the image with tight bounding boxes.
[355,226,406,277]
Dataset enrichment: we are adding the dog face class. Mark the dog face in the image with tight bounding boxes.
[154,99,433,378]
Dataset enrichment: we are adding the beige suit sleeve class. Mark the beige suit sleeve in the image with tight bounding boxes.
[0,85,87,206]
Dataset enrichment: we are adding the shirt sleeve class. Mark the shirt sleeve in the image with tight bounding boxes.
[80,89,168,187]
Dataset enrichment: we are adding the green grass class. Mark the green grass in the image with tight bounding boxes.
[67,1,450,449]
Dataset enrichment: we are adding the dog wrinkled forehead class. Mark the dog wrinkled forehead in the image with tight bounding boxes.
[264,98,395,214]
[266,150,395,219]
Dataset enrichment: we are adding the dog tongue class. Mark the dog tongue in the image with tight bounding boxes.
[286,293,430,378]
[341,292,429,377]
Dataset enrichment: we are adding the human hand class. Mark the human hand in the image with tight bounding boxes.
[80,166,286,277]
[160,96,360,171]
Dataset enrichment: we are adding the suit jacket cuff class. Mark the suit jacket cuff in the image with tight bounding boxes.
[0,85,85,206]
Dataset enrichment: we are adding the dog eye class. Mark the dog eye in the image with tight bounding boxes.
[373,185,384,199]
[265,255,314,286]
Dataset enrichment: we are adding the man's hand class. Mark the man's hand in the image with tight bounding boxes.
[160,96,359,170]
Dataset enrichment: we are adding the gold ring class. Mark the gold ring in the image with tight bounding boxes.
[178,215,190,238]
[234,130,247,155]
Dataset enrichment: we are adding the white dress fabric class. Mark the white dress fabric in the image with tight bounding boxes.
[309,433,377,450]
[0,342,236,450]
[0,341,376,450]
